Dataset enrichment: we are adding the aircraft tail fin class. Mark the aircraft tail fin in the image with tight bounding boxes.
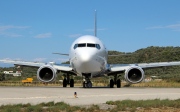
[94,10,97,37]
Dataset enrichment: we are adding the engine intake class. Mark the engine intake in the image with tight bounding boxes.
[124,66,145,84]
[37,65,57,82]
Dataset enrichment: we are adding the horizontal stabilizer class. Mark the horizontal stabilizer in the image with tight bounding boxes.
[52,53,69,56]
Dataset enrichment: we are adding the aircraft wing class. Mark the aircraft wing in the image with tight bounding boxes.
[0,59,72,72]
[109,61,180,72]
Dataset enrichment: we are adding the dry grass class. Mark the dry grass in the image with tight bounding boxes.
[131,80,180,88]
[0,80,180,88]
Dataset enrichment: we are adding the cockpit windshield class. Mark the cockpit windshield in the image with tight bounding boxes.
[78,43,86,47]
[87,43,95,47]
[74,43,101,50]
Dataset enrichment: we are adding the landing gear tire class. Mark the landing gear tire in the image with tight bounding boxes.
[70,79,74,87]
[86,81,92,88]
[83,81,92,88]
[63,79,67,87]
[117,79,121,88]
[110,79,114,88]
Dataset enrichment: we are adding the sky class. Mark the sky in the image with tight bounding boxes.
[0,0,180,65]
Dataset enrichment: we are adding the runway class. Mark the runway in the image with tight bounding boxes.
[0,87,180,106]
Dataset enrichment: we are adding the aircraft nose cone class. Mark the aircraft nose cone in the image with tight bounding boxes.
[73,49,99,73]
[80,53,92,62]
[77,51,96,72]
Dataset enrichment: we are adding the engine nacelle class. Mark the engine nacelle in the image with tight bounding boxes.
[37,65,57,83]
[124,66,145,84]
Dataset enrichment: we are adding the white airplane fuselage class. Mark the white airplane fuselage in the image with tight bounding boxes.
[69,35,108,77]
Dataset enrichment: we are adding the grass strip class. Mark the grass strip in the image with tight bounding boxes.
[0,99,179,112]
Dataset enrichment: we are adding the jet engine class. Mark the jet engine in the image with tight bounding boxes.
[37,65,57,82]
[124,66,145,83]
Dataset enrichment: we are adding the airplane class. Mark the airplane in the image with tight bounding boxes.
[1,11,180,88]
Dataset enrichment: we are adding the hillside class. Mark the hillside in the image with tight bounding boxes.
[108,46,180,64]
[108,46,180,80]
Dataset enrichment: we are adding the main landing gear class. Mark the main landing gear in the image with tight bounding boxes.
[110,75,121,88]
[63,74,74,87]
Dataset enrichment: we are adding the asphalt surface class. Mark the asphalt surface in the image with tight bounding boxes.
[0,87,180,106]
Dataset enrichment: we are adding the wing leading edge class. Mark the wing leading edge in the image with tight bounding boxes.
[0,59,72,72]
[109,61,180,72]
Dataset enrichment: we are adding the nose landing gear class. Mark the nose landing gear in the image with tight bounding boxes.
[83,80,92,88]
[82,74,92,88]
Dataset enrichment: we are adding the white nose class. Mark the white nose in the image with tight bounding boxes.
[79,53,93,62]
[76,50,97,73]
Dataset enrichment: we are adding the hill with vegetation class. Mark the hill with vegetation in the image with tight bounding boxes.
[108,46,180,64]
[108,46,180,81]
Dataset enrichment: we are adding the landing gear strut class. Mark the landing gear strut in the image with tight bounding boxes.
[63,74,74,87]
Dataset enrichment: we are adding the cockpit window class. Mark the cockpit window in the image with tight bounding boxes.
[87,43,95,47]
[74,44,78,49]
[74,43,86,49]
[96,44,101,50]
[73,43,101,50]
[78,43,86,47]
